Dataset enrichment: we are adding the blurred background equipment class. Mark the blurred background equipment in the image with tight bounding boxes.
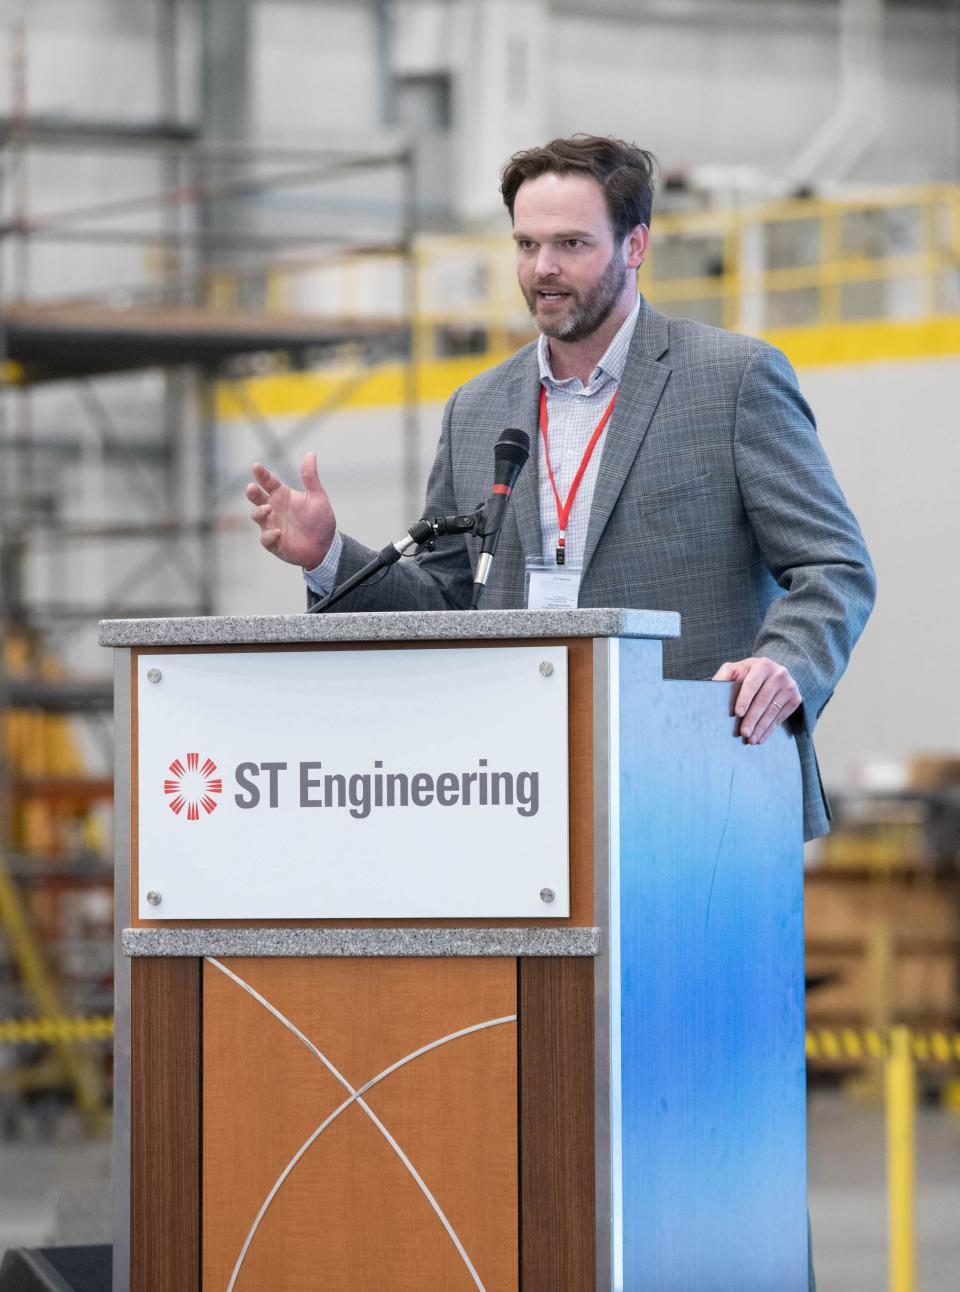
[807,755,960,1059]
[0,0,958,1285]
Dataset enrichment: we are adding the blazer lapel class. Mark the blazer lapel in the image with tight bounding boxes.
[505,349,544,563]
[581,299,671,578]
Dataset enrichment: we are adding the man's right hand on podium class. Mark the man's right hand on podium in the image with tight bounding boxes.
[246,452,336,570]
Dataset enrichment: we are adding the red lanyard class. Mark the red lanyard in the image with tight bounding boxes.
[539,383,618,565]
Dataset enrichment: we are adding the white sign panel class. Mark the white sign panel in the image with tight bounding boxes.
[136,647,569,918]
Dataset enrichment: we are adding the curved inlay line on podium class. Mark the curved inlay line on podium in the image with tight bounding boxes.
[209,957,516,1292]
[202,956,521,1292]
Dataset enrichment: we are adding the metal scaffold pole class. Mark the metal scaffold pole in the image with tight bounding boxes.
[401,145,421,524]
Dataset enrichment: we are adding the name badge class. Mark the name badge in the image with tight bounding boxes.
[526,560,582,611]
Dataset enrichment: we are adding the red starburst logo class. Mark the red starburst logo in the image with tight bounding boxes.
[164,752,222,821]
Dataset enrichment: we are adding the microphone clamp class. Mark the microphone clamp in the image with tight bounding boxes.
[425,510,484,538]
[307,510,482,614]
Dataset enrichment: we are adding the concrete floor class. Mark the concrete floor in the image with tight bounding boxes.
[0,1092,957,1287]
[808,1089,960,1291]
[0,1108,110,1257]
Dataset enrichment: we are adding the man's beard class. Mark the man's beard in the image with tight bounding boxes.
[525,250,629,343]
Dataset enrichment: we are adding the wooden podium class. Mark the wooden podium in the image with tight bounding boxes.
[103,609,808,1292]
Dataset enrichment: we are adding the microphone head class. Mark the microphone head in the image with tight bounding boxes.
[494,427,530,468]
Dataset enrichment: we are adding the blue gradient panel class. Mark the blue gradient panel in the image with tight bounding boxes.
[616,638,807,1290]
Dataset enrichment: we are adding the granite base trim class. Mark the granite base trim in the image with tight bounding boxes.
[122,927,601,958]
[99,608,680,648]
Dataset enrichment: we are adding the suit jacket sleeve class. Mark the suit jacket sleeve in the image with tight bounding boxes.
[734,344,876,733]
[307,388,475,612]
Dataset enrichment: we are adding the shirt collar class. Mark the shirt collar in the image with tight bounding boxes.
[537,292,641,391]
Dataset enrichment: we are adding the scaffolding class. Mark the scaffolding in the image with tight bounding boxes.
[0,103,417,1127]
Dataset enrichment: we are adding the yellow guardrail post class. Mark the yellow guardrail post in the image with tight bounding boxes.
[921,195,939,318]
[819,210,843,324]
[722,216,741,334]
[886,1025,916,1292]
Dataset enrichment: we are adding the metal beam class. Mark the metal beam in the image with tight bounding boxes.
[0,120,408,164]
[0,115,198,148]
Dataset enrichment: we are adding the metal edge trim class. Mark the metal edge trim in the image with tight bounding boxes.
[112,648,132,1292]
[593,637,619,1292]
[607,639,624,1290]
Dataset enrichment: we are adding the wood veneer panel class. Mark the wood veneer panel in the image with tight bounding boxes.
[130,957,200,1292]
[130,638,594,929]
[520,956,595,1291]
[203,957,518,1291]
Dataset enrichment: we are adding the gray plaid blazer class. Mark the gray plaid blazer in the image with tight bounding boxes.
[323,296,876,840]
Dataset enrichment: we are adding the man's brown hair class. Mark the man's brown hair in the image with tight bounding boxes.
[500,135,658,240]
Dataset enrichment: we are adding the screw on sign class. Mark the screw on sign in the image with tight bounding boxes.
[164,752,222,821]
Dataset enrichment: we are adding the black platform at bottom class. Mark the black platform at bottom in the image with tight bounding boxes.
[0,1246,111,1292]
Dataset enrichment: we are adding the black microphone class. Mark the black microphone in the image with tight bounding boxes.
[471,427,530,609]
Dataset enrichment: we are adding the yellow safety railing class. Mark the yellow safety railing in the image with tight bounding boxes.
[0,1013,113,1043]
[0,632,111,1128]
[253,182,960,357]
[200,182,960,418]
[0,857,110,1130]
[806,1026,960,1063]
[806,1024,960,1292]
[643,185,960,334]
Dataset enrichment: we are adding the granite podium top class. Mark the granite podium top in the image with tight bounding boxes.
[98,607,680,648]
[122,926,602,957]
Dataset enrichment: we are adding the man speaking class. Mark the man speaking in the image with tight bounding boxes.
[247,135,875,844]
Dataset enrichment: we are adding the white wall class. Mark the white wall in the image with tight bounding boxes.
[0,0,173,121]
[802,354,960,783]
[369,0,960,221]
[250,0,381,143]
[548,5,959,188]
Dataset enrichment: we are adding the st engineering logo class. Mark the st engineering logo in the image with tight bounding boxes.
[164,752,223,821]
[162,756,540,821]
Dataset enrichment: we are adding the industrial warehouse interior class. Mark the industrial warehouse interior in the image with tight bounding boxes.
[1,0,959,1289]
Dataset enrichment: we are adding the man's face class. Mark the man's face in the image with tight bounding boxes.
[512,173,644,342]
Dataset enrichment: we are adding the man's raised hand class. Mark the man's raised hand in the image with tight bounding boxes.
[246,452,336,570]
